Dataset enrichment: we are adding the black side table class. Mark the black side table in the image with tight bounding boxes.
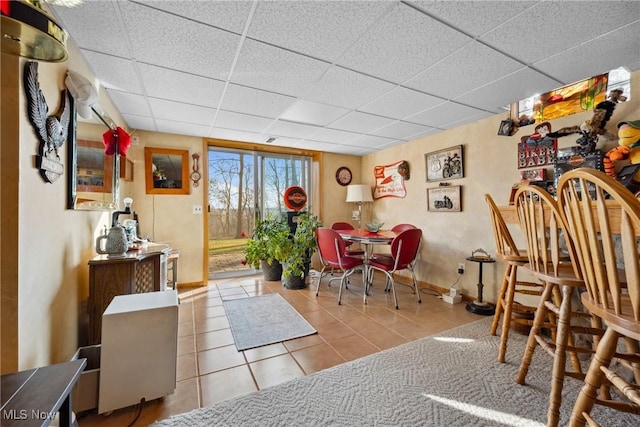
[465,256,496,316]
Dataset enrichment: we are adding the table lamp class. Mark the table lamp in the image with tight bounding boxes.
[346,184,373,230]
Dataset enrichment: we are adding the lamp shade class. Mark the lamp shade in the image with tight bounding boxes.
[346,184,373,203]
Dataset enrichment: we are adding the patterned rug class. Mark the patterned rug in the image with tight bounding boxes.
[153,317,638,426]
[222,294,317,351]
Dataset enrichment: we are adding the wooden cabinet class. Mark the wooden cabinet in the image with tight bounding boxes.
[87,244,170,344]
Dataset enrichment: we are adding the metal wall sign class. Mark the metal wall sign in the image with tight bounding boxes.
[24,60,70,183]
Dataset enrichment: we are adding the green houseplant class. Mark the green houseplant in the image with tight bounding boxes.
[244,214,290,281]
[280,212,322,289]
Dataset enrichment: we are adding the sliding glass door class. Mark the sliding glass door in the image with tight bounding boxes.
[207,146,311,278]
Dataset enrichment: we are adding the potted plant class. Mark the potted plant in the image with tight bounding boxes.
[280,212,322,289]
[244,214,290,281]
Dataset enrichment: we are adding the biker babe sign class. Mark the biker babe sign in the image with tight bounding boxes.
[427,186,461,212]
[425,145,464,182]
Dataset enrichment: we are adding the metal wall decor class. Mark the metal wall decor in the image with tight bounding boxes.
[427,185,461,212]
[425,145,463,182]
[24,61,70,183]
[191,153,202,187]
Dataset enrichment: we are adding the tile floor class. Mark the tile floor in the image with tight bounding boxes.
[77,272,482,426]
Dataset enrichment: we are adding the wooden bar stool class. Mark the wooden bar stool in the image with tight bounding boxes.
[557,169,640,426]
[513,185,604,427]
[485,194,545,363]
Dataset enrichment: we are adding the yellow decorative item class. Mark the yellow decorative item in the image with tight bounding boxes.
[603,120,640,179]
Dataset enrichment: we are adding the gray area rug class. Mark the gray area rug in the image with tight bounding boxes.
[153,317,638,426]
[222,294,317,351]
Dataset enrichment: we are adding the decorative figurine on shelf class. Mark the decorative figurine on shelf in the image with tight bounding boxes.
[607,88,627,104]
[547,100,618,153]
[603,120,640,178]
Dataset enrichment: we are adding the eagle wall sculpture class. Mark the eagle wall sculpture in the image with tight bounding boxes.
[24,60,70,183]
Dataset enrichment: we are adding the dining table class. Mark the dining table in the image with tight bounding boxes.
[336,229,398,300]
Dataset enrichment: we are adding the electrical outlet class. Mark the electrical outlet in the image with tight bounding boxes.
[458,263,465,274]
[193,205,203,214]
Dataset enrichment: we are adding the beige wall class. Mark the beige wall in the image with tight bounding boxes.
[3,28,638,371]
[363,71,640,301]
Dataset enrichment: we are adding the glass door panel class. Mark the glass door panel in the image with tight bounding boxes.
[207,146,311,279]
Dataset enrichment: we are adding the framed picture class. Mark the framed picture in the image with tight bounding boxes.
[120,157,134,182]
[520,168,546,182]
[498,119,515,136]
[427,186,461,212]
[425,145,463,182]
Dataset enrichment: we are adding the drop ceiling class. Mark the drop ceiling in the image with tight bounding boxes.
[50,1,640,156]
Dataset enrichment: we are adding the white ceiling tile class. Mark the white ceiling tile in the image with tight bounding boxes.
[479,2,640,64]
[279,100,349,126]
[264,121,322,140]
[455,68,561,111]
[534,21,640,85]
[51,1,129,57]
[441,111,493,130]
[338,2,471,83]
[81,50,143,94]
[405,102,488,128]
[232,39,332,96]
[214,111,274,134]
[302,66,396,109]
[209,128,267,144]
[156,120,212,137]
[149,99,216,126]
[371,121,435,140]
[329,111,396,134]
[405,42,524,99]
[306,128,360,144]
[360,87,445,120]
[293,140,342,153]
[137,64,225,108]
[249,1,391,62]
[348,134,397,149]
[122,114,157,132]
[409,1,534,38]
[106,90,151,117]
[118,1,240,80]
[137,1,252,34]
[221,84,295,118]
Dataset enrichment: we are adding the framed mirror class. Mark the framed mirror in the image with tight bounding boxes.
[67,101,119,210]
[144,147,189,195]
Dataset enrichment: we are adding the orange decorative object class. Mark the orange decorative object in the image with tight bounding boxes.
[284,186,307,211]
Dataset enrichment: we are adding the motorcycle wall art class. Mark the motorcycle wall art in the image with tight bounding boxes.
[427,186,461,212]
[426,145,464,182]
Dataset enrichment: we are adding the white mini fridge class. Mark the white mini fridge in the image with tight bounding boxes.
[98,290,179,414]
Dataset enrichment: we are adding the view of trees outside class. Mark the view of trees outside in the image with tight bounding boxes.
[207,148,311,276]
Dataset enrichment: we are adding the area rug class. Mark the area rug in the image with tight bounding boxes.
[153,317,637,426]
[222,293,317,351]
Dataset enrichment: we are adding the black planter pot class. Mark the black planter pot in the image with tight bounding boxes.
[282,260,310,290]
[260,259,282,281]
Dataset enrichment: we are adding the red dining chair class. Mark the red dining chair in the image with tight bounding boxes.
[315,228,365,305]
[368,228,422,309]
[330,222,365,257]
[371,223,417,260]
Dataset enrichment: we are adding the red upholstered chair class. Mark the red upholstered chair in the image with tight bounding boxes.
[371,223,417,260]
[315,228,365,305]
[330,222,364,257]
[368,228,422,309]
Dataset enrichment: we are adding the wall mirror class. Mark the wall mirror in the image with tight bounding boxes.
[67,101,119,210]
[144,147,189,195]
